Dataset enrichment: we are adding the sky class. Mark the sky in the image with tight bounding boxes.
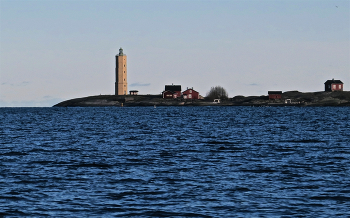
[1,0,349,107]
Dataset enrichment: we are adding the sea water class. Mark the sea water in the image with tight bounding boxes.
[0,106,349,217]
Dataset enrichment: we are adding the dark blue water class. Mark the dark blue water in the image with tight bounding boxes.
[1,107,349,217]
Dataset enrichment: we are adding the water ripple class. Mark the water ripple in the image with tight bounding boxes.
[0,107,349,217]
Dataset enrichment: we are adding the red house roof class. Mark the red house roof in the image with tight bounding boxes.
[324,79,343,84]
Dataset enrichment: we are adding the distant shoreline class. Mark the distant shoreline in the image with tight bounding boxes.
[53,91,350,107]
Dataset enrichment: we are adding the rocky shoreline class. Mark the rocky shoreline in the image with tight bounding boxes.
[53,91,350,107]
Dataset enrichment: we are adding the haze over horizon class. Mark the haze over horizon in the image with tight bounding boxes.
[1,0,349,107]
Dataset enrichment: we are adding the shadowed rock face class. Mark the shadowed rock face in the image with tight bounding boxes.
[53,91,350,107]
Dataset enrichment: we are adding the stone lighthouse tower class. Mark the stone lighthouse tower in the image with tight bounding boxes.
[115,48,127,95]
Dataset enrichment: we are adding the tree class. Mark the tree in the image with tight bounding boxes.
[206,86,229,100]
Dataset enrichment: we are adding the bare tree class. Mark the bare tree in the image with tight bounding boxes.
[206,86,229,100]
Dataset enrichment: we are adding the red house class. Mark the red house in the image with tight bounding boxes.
[163,84,181,99]
[324,79,343,92]
[162,90,178,99]
[268,91,282,100]
[182,88,199,99]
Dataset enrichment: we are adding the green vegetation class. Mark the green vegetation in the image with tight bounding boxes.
[206,86,229,101]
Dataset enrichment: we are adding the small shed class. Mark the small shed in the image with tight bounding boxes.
[268,91,282,100]
[182,88,199,99]
[129,90,139,95]
[324,79,343,92]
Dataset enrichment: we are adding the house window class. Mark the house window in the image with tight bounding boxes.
[333,85,336,89]
[339,85,342,89]
[189,90,192,93]
[189,94,192,98]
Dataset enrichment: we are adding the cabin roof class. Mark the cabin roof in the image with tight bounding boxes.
[324,79,343,84]
[183,88,199,93]
[165,85,181,92]
[268,91,282,94]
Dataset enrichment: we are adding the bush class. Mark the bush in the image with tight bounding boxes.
[206,86,229,100]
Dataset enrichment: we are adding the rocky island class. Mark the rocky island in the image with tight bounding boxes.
[53,91,350,107]
[54,49,349,107]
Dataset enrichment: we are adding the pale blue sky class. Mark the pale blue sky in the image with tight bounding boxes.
[1,0,349,106]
